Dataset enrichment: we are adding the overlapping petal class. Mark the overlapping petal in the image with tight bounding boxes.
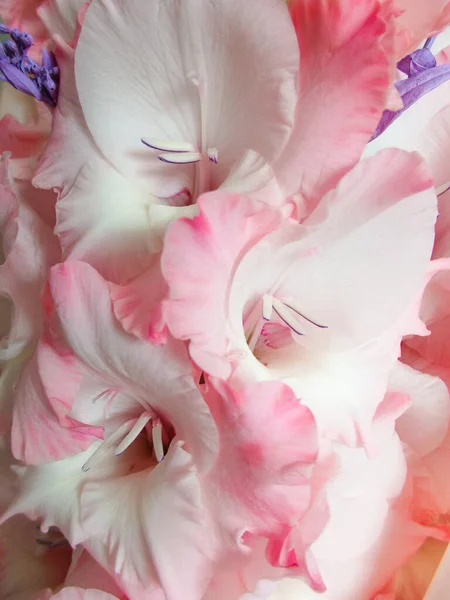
[49,261,218,470]
[274,0,394,209]
[163,149,437,445]
[0,158,60,360]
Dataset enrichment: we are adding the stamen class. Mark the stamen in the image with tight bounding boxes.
[152,421,165,462]
[159,151,202,164]
[141,138,196,153]
[36,526,68,549]
[82,419,135,472]
[262,294,273,321]
[92,387,119,403]
[114,412,152,456]
[281,300,328,329]
[272,298,305,336]
[207,148,219,164]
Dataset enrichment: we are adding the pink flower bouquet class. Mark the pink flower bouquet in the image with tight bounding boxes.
[2,0,450,598]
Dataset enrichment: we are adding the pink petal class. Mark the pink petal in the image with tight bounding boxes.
[204,380,317,544]
[364,81,450,191]
[274,0,394,206]
[391,0,450,59]
[11,339,104,464]
[391,362,450,457]
[0,159,60,361]
[63,549,126,599]
[33,40,97,198]
[49,261,218,471]
[162,191,282,379]
[35,589,121,600]
[110,257,168,341]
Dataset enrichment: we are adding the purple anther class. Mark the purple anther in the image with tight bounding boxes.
[3,40,19,59]
[10,29,33,53]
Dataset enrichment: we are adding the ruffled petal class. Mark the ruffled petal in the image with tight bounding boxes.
[390,361,450,456]
[391,0,450,59]
[54,156,156,284]
[11,339,103,464]
[0,159,60,361]
[0,439,146,546]
[110,257,168,341]
[33,40,98,197]
[203,380,317,544]
[274,0,394,206]
[49,261,218,470]
[162,191,282,379]
[364,81,450,191]
[81,442,216,600]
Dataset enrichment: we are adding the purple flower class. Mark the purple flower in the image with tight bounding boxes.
[0,26,59,106]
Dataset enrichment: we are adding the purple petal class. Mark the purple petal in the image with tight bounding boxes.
[424,36,437,50]
[0,24,10,34]
[397,48,436,77]
[0,60,43,100]
[371,64,450,140]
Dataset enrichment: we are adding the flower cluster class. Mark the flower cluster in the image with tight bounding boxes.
[1,0,450,599]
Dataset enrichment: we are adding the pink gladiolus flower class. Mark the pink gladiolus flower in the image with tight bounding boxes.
[2,0,450,598]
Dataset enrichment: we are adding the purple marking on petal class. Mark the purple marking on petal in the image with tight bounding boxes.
[371,63,450,140]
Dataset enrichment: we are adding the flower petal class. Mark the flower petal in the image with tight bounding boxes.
[274,0,394,206]
[162,191,282,379]
[204,380,317,544]
[390,361,450,456]
[0,158,60,361]
[50,261,218,470]
[81,442,216,600]
[364,80,450,191]
[54,156,156,284]
[74,0,298,188]
[11,339,103,464]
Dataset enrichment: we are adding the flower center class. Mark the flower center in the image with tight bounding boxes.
[81,410,169,472]
[141,73,218,198]
[244,294,328,361]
